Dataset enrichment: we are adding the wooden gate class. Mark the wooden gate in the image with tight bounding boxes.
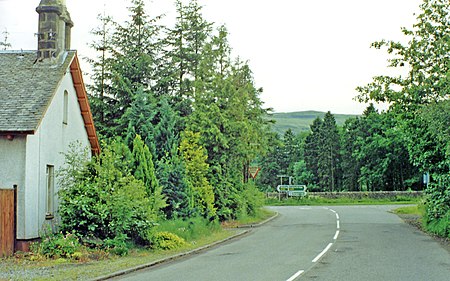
[0,188,16,257]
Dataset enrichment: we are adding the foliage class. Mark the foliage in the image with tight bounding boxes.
[157,152,190,219]
[85,0,272,223]
[31,230,81,260]
[292,160,315,186]
[165,0,213,103]
[226,207,275,226]
[185,34,271,220]
[86,14,116,137]
[393,204,425,215]
[256,133,283,190]
[424,211,450,238]
[130,134,167,216]
[88,0,164,138]
[356,0,449,109]
[341,106,420,191]
[104,234,130,256]
[155,217,221,242]
[425,183,450,221]
[281,129,301,177]
[151,232,186,250]
[180,130,216,219]
[58,141,157,247]
[152,99,189,219]
[259,108,421,193]
[318,112,341,191]
[303,112,341,191]
[266,193,422,206]
[240,183,266,217]
[355,0,449,235]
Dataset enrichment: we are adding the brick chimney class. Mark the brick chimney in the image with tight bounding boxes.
[36,0,73,61]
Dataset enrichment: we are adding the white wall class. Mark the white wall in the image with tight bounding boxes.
[0,136,26,238]
[21,63,91,239]
[0,136,26,190]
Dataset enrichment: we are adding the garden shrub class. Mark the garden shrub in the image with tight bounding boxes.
[424,180,450,238]
[151,231,186,250]
[241,183,265,217]
[57,141,159,250]
[156,216,221,241]
[104,234,130,256]
[31,231,81,259]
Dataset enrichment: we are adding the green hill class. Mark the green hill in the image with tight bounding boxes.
[268,111,358,135]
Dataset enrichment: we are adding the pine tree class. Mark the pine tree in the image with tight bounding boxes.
[131,135,166,215]
[87,14,118,137]
[304,117,323,187]
[121,87,157,152]
[341,116,363,191]
[88,0,163,138]
[180,131,216,219]
[164,0,213,115]
[303,113,341,191]
[256,133,283,191]
[317,112,341,191]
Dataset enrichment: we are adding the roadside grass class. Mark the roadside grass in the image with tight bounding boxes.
[155,216,222,242]
[424,215,450,239]
[0,230,236,281]
[265,195,422,206]
[392,205,424,215]
[221,207,276,228]
[0,209,275,281]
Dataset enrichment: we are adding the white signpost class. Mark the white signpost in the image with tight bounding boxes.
[277,185,307,197]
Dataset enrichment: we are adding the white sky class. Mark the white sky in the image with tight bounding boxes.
[0,0,421,114]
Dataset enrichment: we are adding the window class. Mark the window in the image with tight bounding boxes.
[63,90,68,125]
[46,165,55,219]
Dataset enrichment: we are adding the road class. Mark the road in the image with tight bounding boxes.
[113,205,450,281]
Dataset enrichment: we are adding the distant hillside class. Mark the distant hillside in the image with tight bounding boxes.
[268,111,358,135]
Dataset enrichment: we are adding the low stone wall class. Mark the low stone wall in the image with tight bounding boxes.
[308,191,423,200]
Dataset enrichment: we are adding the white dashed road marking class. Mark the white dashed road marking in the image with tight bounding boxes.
[286,270,305,281]
[286,207,341,280]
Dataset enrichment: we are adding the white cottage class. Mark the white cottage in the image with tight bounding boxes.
[0,0,99,253]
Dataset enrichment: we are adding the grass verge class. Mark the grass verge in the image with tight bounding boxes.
[393,205,449,251]
[266,195,421,206]
[222,208,276,228]
[392,205,423,215]
[0,209,276,281]
[0,229,239,281]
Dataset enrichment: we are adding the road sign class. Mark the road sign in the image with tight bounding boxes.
[248,166,261,179]
[423,172,430,188]
[276,185,307,197]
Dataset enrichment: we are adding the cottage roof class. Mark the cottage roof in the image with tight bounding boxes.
[0,50,100,155]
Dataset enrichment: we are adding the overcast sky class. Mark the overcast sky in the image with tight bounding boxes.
[0,0,422,114]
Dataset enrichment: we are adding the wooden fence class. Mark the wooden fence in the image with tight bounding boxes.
[0,188,16,257]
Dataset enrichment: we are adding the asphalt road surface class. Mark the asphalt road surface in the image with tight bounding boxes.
[113,205,450,281]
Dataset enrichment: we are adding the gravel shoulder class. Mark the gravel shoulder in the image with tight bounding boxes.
[396,213,450,253]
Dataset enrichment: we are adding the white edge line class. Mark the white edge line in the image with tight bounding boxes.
[312,243,333,263]
[286,270,305,281]
[333,230,340,240]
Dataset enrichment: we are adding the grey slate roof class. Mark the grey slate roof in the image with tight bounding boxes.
[0,50,75,133]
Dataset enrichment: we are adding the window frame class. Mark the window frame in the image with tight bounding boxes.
[46,165,55,219]
[63,90,68,125]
